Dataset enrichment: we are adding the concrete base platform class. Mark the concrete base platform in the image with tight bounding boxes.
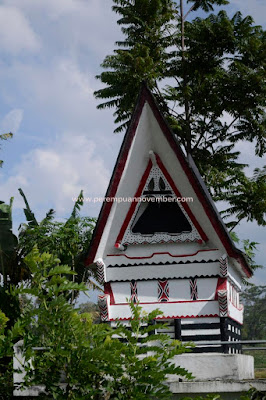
[169,380,266,400]
[172,353,254,381]
[14,380,266,398]
[14,346,258,397]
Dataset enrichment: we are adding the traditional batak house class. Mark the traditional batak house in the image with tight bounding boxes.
[86,85,252,354]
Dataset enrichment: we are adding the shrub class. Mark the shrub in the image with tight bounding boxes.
[14,247,192,399]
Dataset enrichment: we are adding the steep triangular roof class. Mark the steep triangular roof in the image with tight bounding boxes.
[86,84,252,278]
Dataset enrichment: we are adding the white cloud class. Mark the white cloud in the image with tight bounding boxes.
[0,0,122,133]
[230,0,266,26]
[1,109,23,133]
[2,0,121,59]
[0,59,98,132]
[0,132,110,217]
[235,141,265,176]
[0,6,40,54]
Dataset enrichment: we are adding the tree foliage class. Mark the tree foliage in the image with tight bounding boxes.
[18,189,98,296]
[230,231,263,274]
[0,198,19,287]
[242,285,266,340]
[95,0,177,132]
[95,0,266,228]
[12,247,192,399]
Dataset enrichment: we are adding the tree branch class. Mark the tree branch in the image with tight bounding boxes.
[184,4,196,20]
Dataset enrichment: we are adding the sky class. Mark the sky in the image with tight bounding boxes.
[0,0,265,302]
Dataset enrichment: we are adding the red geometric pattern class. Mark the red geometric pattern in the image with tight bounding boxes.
[98,295,108,322]
[96,259,105,284]
[130,280,138,303]
[218,290,228,317]
[189,278,198,300]
[158,279,169,302]
[219,256,228,277]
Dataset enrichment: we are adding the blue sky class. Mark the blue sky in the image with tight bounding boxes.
[0,0,265,300]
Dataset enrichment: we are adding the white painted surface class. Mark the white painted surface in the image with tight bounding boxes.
[171,354,254,381]
[228,301,244,324]
[93,101,236,264]
[92,97,248,323]
[105,248,223,266]
[108,300,219,320]
[111,281,130,303]
[168,279,190,301]
[182,328,220,335]
[169,380,266,394]
[13,340,48,397]
[13,341,25,389]
[106,261,221,282]
[228,263,242,289]
[181,317,220,324]
[137,280,158,302]
[197,277,218,300]
[111,277,219,305]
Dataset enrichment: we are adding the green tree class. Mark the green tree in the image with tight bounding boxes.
[0,309,12,399]
[95,0,177,132]
[78,301,100,323]
[18,189,98,300]
[241,285,266,340]
[13,247,192,399]
[0,188,96,397]
[95,0,266,228]
[0,189,97,326]
[230,232,263,276]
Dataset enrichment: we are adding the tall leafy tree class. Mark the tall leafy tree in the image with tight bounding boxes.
[95,0,177,132]
[241,285,266,340]
[18,189,98,298]
[95,0,266,228]
[0,188,97,314]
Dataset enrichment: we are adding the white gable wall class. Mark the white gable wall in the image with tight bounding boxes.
[94,103,226,261]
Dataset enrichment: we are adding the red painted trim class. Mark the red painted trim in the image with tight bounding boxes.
[98,294,110,321]
[215,277,227,300]
[155,153,208,241]
[104,282,115,305]
[107,248,219,260]
[143,89,252,277]
[109,314,219,321]
[85,90,147,265]
[111,299,217,306]
[115,154,207,244]
[116,160,152,244]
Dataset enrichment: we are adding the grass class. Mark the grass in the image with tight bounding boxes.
[255,369,266,379]
[243,348,266,379]
[243,349,266,369]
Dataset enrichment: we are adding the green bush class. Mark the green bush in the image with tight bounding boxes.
[14,247,192,399]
